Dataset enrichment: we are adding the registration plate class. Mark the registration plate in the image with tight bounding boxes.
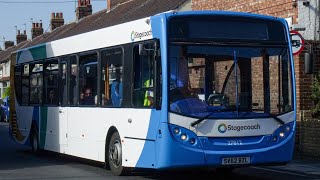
[222,157,250,165]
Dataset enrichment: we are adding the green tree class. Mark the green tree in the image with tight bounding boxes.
[311,73,320,117]
[2,86,10,99]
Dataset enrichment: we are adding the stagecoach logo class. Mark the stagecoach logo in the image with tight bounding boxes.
[131,30,152,41]
[218,123,227,133]
[218,123,261,133]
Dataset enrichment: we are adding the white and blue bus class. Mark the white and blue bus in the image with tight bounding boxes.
[9,10,296,175]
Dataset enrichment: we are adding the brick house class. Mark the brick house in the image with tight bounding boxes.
[0,41,16,99]
[192,0,320,159]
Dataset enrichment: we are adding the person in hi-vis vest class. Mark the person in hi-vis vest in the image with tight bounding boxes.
[143,79,153,107]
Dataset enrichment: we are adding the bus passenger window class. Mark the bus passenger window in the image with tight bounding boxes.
[133,43,155,108]
[30,63,43,105]
[69,56,78,106]
[101,48,123,107]
[21,64,30,105]
[60,59,68,106]
[79,53,97,106]
[44,60,58,105]
[14,65,23,105]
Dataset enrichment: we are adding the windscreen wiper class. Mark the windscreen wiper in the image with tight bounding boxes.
[191,107,249,127]
[264,112,285,125]
[190,109,227,127]
[190,108,285,127]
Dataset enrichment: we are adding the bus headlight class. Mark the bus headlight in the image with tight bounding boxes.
[285,126,290,132]
[169,124,201,149]
[270,122,294,145]
[189,138,196,145]
[279,132,285,138]
[181,134,187,141]
[173,127,180,135]
[273,136,278,142]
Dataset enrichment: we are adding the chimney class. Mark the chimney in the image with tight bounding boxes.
[51,12,65,31]
[16,29,27,44]
[108,0,129,11]
[107,0,111,12]
[4,41,14,49]
[76,0,92,21]
[31,22,44,39]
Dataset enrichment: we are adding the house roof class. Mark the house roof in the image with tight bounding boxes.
[0,40,29,63]
[0,0,187,63]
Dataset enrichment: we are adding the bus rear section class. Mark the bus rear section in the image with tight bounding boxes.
[157,12,296,169]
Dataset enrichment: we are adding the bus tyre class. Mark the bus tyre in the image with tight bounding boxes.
[31,129,39,153]
[108,132,130,176]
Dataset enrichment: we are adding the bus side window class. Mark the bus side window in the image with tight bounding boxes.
[21,64,30,105]
[60,58,68,106]
[100,48,123,107]
[78,53,98,106]
[14,65,23,105]
[29,63,43,105]
[44,59,59,105]
[69,56,78,106]
[132,43,155,108]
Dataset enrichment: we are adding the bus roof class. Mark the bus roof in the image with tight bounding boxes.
[164,10,284,22]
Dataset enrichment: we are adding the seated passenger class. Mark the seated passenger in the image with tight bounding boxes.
[47,89,58,105]
[80,87,95,105]
[111,79,123,107]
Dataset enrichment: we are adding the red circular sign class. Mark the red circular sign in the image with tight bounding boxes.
[290,30,305,55]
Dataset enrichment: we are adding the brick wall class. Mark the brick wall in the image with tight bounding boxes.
[295,111,320,159]
[295,44,320,160]
[192,0,298,23]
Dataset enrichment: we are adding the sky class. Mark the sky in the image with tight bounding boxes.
[0,0,107,50]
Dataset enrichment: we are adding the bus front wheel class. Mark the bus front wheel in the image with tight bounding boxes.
[108,131,130,176]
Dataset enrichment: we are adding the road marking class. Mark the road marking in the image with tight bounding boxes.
[252,167,310,177]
